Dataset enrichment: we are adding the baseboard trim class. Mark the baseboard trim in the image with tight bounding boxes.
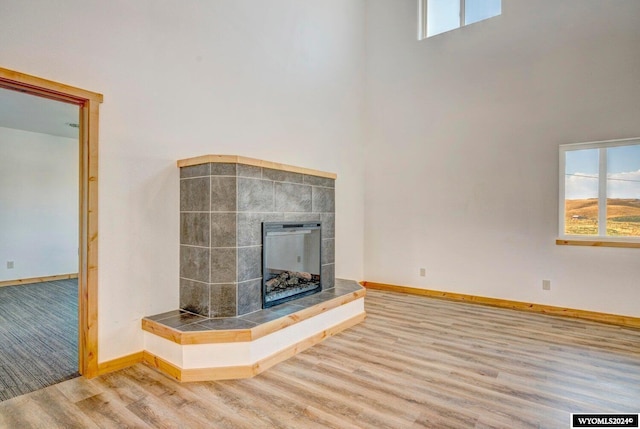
[143,312,367,382]
[142,351,183,381]
[97,352,144,376]
[362,281,640,330]
[0,273,79,288]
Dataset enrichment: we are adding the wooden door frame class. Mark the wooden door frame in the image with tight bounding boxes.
[0,67,102,378]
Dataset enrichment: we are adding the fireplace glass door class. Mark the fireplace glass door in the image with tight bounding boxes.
[262,222,322,308]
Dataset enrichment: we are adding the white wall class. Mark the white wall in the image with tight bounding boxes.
[0,127,78,281]
[364,0,640,317]
[0,1,366,361]
[6,0,635,363]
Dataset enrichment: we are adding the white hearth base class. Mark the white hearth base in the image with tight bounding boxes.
[142,281,365,382]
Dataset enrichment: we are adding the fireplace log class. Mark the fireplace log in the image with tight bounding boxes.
[265,271,316,294]
[294,271,312,281]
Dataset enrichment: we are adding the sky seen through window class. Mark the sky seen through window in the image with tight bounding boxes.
[565,145,640,200]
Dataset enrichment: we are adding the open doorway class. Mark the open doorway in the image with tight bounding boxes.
[0,67,102,385]
[0,87,80,400]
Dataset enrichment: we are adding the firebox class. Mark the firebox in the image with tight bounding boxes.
[262,222,322,308]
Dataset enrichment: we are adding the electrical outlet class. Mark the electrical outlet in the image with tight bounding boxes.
[6,261,14,269]
[542,280,551,291]
[420,268,426,277]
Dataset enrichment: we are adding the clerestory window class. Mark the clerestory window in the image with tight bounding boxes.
[418,0,502,39]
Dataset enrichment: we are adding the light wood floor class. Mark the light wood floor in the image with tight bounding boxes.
[1,289,639,428]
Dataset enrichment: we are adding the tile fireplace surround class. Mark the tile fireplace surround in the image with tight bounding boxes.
[142,155,365,382]
[179,155,336,317]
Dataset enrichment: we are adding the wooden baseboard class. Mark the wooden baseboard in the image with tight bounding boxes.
[362,281,640,330]
[97,352,144,376]
[0,273,79,288]
[144,312,366,382]
[142,351,183,381]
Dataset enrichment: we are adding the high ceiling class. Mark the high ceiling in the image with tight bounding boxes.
[0,87,79,139]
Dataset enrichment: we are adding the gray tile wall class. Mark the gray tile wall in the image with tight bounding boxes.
[179,162,336,317]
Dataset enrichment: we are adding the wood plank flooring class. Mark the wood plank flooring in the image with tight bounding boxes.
[1,289,639,428]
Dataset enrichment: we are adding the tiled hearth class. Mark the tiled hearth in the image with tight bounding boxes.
[142,156,365,382]
[148,280,360,333]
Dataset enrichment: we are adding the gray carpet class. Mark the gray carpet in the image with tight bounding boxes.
[0,279,79,401]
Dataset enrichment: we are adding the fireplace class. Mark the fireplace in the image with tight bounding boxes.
[178,155,336,318]
[262,222,322,307]
[142,155,364,384]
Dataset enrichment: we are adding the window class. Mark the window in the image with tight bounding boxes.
[559,138,640,243]
[418,0,501,39]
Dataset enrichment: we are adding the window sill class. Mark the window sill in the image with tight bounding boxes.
[556,239,640,249]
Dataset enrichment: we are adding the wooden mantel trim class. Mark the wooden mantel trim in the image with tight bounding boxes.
[177,155,337,180]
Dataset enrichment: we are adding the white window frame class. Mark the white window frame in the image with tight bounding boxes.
[559,137,640,246]
[418,0,500,40]
[418,0,428,40]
